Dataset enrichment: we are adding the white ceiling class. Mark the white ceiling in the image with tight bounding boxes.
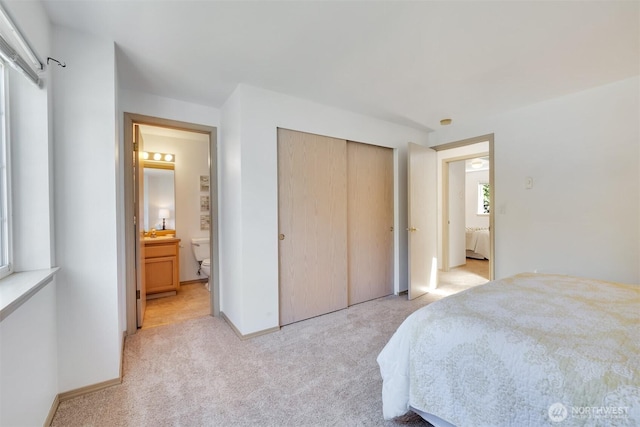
[41,1,639,131]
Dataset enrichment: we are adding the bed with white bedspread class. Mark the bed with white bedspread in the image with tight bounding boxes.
[377,273,640,426]
[465,227,490,259]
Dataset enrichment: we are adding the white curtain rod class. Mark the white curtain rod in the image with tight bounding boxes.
[0,4,43,87]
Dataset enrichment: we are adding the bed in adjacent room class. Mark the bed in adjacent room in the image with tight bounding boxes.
[377,273,640,427]
[465,227,490,259]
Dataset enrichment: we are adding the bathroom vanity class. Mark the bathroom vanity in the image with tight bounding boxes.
[144,237,181,297]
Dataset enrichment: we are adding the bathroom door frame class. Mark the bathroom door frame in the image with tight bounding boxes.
[123,112,219,335]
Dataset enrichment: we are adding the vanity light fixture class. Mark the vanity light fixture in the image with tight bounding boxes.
[440,118,452,126]
[142,151,175,163]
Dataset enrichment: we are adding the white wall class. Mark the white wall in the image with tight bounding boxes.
[142,134,209,282]
[430,77,640,283]
[0,1,58,425]
[0,280,58,426]
[219,86,243,328]
[119,89,221,127]
[220,84,429,335]
[52,25,121,392]
[466,169,490,228]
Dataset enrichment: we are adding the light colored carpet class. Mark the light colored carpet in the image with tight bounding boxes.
[51,278,482,427]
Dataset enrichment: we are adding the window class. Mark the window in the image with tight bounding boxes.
[0,60,11,279]
[477,182,490,215]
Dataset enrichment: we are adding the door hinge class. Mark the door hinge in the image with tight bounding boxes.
[133,142,138,152]
[136,290,141,300]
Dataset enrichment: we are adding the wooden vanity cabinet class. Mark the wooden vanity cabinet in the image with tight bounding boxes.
[144,238,180,296]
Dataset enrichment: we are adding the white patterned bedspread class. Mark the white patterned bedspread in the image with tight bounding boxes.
[377,273,640,426]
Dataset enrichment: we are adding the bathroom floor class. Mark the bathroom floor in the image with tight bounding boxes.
[142,282,211,329]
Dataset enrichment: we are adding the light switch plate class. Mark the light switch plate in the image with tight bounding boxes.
[525,177,533,189]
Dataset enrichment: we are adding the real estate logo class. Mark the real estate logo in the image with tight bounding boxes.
[549,402,568,422]
[548,402,629,423]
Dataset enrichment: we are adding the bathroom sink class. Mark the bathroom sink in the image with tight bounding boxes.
[144,235,175,241]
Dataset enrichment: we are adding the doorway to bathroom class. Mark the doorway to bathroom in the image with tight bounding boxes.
[124,113,219,334]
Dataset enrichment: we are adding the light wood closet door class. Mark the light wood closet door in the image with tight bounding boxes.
[278,128,348,326]
[347,142,394,305]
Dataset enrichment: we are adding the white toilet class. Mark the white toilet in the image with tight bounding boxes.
[190,237,211,278]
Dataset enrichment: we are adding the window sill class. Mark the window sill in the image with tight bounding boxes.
[0,268,60,321]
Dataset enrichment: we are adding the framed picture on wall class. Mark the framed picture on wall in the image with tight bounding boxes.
[200,214,210,230]
[200,175,210,192]
[200,195,210,212]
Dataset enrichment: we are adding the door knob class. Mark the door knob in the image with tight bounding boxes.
[279,233,285,240]
[406,227,419,232]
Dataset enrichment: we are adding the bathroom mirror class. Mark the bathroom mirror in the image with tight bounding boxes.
[143,162,175,233]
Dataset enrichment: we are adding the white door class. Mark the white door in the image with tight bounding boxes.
[407,143,438,300]
[134,125,146,327]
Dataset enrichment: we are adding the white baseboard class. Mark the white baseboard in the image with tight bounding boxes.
[44,394,59,427]
[58,377,122,402]
[220,311,280,340]
[45,331,127,425]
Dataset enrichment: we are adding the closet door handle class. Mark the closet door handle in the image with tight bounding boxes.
[279,233,285,241]
[406,227,419,232]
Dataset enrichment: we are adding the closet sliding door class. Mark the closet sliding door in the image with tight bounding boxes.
[347,142,394,305]
[277,128,348,326]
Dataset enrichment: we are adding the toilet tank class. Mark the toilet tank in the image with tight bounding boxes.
[190,237,210,261]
